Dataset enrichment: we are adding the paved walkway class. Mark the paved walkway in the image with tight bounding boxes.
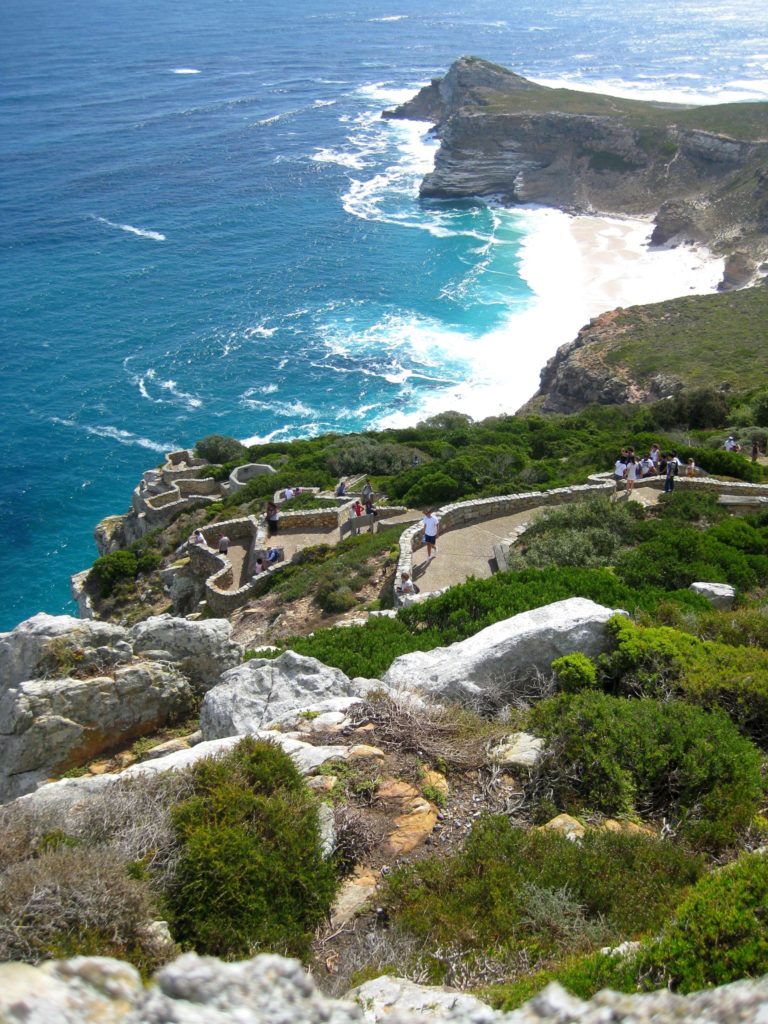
[413,487,662,594]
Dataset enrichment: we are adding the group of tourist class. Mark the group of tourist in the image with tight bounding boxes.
[728,436,764,463]
[613,445,693,494]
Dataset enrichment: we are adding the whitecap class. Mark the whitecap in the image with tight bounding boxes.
[240,391,317,418]
[78,424,171,453]
[244,325,277,339]
[159,379,203,410]
[369,14,408,21]
[95,216,165,242]
[172,68,201,75]
[313,99,337,107]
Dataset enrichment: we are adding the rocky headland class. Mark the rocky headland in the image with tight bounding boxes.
[384,56,768,286]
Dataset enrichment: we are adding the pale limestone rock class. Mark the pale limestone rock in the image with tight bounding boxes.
[689,581,737,609]
[490,732,544,769]
[130,615,242,690]
[0,613,127,691]
[0,662,194,803]
[538,813,586,841]
[382,598,625,701]
[0,957,142,1024]
[200,652,363,739]
[349,975,496,1022]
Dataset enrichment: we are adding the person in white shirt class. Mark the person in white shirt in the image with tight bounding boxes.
[284,486,295,500]
[422,510,439,558]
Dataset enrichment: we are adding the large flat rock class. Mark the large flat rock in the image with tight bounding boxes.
[383,598,625,701]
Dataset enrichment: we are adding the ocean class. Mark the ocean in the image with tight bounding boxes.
[1,0,767,631]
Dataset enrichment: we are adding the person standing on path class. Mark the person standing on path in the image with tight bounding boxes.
[361,478,374,505]
[266,501,279,536]
[664,454,678,493]
[422,509,439,559]
[218,534,230,555]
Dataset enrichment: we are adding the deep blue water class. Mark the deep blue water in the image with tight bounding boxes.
[1,0,767,630]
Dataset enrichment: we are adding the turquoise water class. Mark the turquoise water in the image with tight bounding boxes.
[1,0,767,630]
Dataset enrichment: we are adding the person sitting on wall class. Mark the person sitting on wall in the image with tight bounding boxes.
[252,556,266,576]
[266,547,281,563]
[396,571,418,595]
[284,486,295,500]
[192,529,206,545]
[335,478,346,497]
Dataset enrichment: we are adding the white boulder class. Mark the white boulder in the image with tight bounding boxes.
[130,615,242,689]
[689,582,737,609]
[383,598,625,701]
[0,613,128,692]
[490,732,544,769]
[201,651,368,739]
[348,975,498,1021]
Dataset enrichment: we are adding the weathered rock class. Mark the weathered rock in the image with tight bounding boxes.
[383,599,624,702]
[490,732,544,769]
[0,613,128,692]
[130,615,242,690]
[538,813,586,841]
[2,950,768,1023]
[331,869,379,927]
[0,662,194,803]
[689,581,737,609]
[13,733,349,816]
[386,797,438,856]
[200,652,365,739]
[350,974,497,1022]
[139,737,191,761]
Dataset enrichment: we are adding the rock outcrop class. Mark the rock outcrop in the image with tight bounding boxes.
[382,598,624,701]
[0,613,244,802]
[385,56,768,279]
[2,952,768,1024]
[200,651,382,739]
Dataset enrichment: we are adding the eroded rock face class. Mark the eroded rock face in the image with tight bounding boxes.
[383,598,624,702]
[201,651,376,740]
[0,612,245,803]
[130,615,242,690]
[350,975,496,1021]
[0,662,194,803]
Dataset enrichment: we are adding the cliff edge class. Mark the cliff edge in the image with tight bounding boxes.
[385,56,768,283]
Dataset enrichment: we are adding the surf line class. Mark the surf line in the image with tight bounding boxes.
[94,216,166,242]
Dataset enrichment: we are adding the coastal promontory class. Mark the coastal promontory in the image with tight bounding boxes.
[385,56,768,283]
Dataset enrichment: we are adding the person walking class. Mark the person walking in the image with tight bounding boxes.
[752,440,760,464]
[422,509,439,559]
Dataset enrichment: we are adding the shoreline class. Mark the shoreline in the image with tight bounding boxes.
[375,205,724,428]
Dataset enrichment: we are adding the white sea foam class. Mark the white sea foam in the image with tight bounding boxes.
[370,15,408,21]
[95,216,165,241]
[158,380,203,410]
[240,391,317,418]
[373,207,724,428]
[54,419,171,453]
[532,72,768,104]
[244,324,277,338]
[313,99,337,107]
[172,68,201,75]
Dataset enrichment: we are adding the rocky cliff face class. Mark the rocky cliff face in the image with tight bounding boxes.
[385,57,768,280]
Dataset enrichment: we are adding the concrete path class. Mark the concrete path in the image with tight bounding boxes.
[413,487,662,594]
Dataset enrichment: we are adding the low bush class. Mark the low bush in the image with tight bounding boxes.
[0,845,163,971]
[383,818,702,960]
[602,616,768,743]
[552,652,597,692]
[194,434,247,465]
[528,691,763,849]
[88,549,138,597]
[166,737,338,960]
[640,850,768,991]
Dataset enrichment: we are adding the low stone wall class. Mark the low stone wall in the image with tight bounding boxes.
[279,508,342,531]
[587,471,768,497]
[226,463,276,494]
[176,477,220,498]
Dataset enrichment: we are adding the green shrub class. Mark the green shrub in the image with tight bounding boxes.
[640,851,768,992]
[194,434,247,464]
[166,737,338,960]
[528,691,763,849]
[88,549,138,598]
[603,616,768,743]
[552,653,597,692]
[383,818,702,958]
